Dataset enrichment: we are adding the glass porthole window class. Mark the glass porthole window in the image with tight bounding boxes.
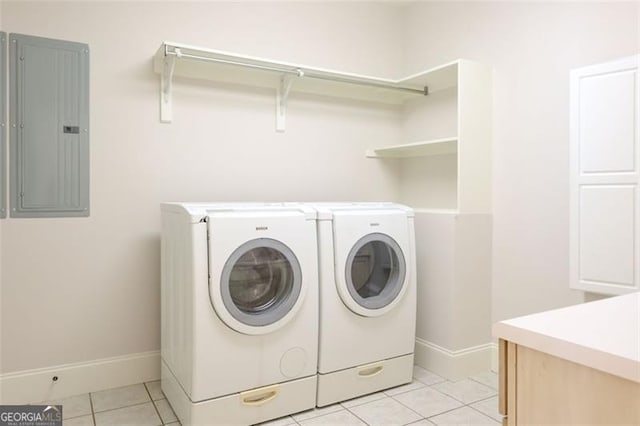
[219,238,302,327]
[345,233,406,310]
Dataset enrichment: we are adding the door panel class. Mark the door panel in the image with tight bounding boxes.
[579,185,635,286]
[570,55,640,294]
[579,70,636,174]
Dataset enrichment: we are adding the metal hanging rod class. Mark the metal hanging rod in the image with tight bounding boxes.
[302,71,427,95]
[164,46,427,96]
[168,50,305,77]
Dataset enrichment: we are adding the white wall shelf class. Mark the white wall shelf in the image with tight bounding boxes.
[153,41,458,131]
[376,59,493,379]
[366,137,457,158]
[369,60,492,215]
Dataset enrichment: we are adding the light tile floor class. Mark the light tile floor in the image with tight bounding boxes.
[41,367,501,426]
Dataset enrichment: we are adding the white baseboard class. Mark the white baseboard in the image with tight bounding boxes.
[491,342,499,373]
[0,350,160,404]
[414,338,493,381]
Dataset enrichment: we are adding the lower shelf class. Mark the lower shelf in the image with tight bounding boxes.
[366,137,458,158]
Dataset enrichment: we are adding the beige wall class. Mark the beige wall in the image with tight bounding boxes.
[403,1,639,322]
[1,1,637,375]
[0,1,404,373]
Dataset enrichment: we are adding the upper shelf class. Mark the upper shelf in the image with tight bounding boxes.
[153,41,460,128]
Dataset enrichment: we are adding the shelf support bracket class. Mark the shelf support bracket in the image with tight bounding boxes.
[276,70,302,132]
[160,47,179,123]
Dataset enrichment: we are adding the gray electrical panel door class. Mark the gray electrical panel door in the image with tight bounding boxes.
[10,34,89,217]
[1,32,6,218]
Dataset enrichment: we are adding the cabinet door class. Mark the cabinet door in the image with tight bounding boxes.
[570,55,639,295]
[10,33,89,217]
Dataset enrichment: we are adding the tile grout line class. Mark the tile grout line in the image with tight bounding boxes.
[342,405,371,425]
[371,393,426,423]
[383,382,427,398]
[407,419,433,426]
[389,382,496,422]
[413,372,448,387]
[424,404,471,422]
[79,371,496,426]
[62,405,95,422]
[402,419,430,426]
[464,385,503,424]
[91,400,154,416]
[467,375,498,389]
[388,376,501,425]
[388,392,435,421]
[88,392,97,426]
[339,392,387,409]
[293,404,344,423]
[144,382,164,425]
[428,381,497,406]
[162,395,179,424]
[470,393,499,405]
[295,405,355,425]
[466,403,503,423]
[342,393,433,425]
[433,391,497,407]
[421,399,500,424]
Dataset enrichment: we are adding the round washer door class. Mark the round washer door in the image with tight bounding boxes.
[211,238,304,335]
[339,232,407,317]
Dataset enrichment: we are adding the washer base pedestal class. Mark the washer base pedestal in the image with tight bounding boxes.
[162,361,317,426]
[316,353,414,407]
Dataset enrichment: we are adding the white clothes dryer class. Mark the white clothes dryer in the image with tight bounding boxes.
[160,203,318,426]
[310,202,417,407]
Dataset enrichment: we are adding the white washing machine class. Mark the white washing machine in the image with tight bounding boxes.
[311,202,417,406]
[160,203,318,426]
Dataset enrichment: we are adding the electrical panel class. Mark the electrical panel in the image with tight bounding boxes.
[10,33,89,218]
[0,32,6,218]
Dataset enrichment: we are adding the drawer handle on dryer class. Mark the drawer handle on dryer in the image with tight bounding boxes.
[240,385,280,406]
[357,363,384,378]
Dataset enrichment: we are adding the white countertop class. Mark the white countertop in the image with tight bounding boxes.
[493,292,640,383]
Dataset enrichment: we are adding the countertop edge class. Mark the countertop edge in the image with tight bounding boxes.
[493,321,640,384]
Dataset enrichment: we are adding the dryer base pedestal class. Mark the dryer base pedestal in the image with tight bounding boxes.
[162,361,317,426]
[316,353,414,407]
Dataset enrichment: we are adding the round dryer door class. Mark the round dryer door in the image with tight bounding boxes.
[343,233,407,316]
[216,238,303,335]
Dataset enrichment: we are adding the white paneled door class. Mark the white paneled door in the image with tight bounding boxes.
[570,55,640,295]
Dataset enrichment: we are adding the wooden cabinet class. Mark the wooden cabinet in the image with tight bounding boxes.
[570,55,640,295]
[499,339,640,425]
[495,293,640,425]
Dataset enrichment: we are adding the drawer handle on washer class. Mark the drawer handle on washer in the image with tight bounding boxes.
[357,364,384,378]
[240,385,280,406]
